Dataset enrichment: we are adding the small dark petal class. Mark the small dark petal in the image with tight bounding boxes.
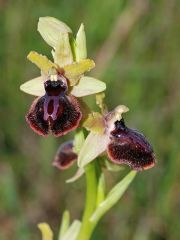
[107,119,156,170]
[26,97,49,136]
[53,141,77,170]
[51,94,82,137]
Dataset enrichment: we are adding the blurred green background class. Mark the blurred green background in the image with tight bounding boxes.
[0,0,180,239]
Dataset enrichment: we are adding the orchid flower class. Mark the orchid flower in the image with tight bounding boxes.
[20,17,106,136]
[78,105,156,170]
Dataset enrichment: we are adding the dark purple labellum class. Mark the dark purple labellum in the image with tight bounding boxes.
[26,79,82,137]
[53,141,77,169]
[107,119,156,170]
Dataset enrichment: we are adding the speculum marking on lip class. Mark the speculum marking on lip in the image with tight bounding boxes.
[43,96,60,121]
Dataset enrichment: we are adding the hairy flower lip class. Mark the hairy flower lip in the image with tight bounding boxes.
[107,118,156,171]
[78,106,156,171]
[26,83,82,137]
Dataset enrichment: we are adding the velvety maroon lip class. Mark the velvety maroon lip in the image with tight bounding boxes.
[26,96,49,136]
[26,78,82,137]
[53,141,77,170]
[107,119,156,170]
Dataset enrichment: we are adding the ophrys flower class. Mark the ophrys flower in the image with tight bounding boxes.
[20,17,106,136]
[78,105,156,170]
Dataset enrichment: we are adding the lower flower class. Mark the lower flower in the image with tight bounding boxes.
[78,105,156,170]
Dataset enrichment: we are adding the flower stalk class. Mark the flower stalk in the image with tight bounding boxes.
[77,161,98,240]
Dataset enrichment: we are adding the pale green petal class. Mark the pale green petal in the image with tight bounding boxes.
[20,76,45,96]
[71,76,106,97]
[27,51,56,74]
[61,220,81,240]
[53,33,73,67]
[38,223,53,240]
[38,17,72,48]
[76,23,87,61]
[78,132,110,168]
[64,59,95,85]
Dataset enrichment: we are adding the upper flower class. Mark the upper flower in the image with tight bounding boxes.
[20,17,106,136]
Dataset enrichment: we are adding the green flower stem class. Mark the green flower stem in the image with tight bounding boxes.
[77,164,136,240]
[77,161,98,240]
[90,171,137,225]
